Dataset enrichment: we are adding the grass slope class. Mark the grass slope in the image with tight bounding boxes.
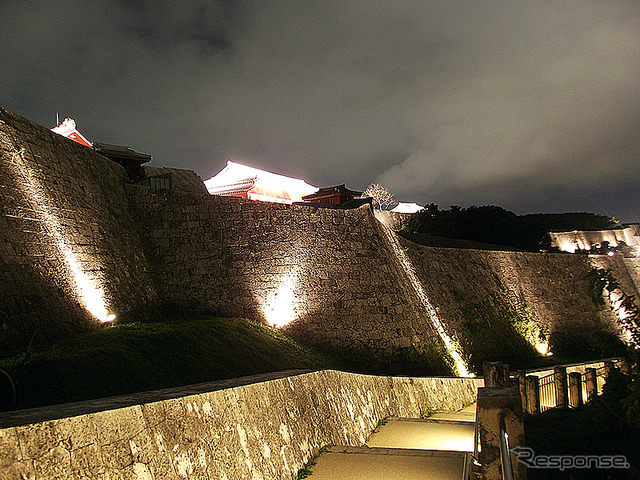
[0,316,336,410]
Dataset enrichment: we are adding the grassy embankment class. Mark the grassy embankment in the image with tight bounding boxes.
[0,313,458,411]
[0,316,338,411]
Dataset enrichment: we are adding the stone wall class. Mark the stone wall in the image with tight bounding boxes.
[126,186,444,361]
[550,226,640,253]
[0,370,483,480]
[0,108,159,350]
[373,209,412,230]
[0,108,635,367]
[405,243,618,336]
[590,254,640,301]
[403,240,631,370]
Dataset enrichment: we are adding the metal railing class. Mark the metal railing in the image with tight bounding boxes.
[538,372,556,413]
[512,357,622,414]
[499,418,515,480]
[596,366,606,395]
[463,416,481,480]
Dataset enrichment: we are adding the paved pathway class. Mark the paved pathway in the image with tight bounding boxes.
[307,404,476,480]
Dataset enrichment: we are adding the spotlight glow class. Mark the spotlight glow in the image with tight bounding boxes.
[263,274,297,328]
[535,341,549,355]
[8,147,115,323]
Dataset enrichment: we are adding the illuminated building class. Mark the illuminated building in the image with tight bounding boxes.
[51,118,152,180]
[390,202,424,214]
[50,117,92,147]
[204,160,319,204]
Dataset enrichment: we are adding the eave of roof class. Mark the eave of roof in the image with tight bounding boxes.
[93,142,152,163]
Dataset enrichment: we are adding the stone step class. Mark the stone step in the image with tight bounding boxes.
[428,403,477,422]
[308,446,468,480]
[366,417,476,452]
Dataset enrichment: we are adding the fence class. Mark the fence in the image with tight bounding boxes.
[512,358,626,415]
[538,372,556,413]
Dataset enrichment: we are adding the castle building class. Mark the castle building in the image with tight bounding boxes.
[301,184,362,205]
[204,160,319,204]
[51,118,152,180]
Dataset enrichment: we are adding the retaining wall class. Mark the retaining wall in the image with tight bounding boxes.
[0,108,159,350]
[0,370,483,480]
[126,186,444,359]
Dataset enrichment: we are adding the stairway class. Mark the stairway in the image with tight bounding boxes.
[307,404,477,479]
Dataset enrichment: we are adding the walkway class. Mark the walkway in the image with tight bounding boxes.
[307,404,477,480]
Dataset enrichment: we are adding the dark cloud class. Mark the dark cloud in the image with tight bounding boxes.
[117,0,239,55]
[1,1,638,221]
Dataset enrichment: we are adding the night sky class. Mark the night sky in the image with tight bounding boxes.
[2,1,639,222]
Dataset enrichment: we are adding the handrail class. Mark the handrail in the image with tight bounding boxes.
[512,357,621,378]
[0,368,17,411]
[499,417,514,480]
[462,418,480,480]
[463,416,481,480]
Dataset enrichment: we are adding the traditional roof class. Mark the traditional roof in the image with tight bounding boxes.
[204,160,318,204]
[390,202,424,214]
[302,184,362,202]
[92,142,152,164]
[50,117,92,147]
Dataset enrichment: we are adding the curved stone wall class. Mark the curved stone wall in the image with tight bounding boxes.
[0,108,635,367]
[0,370,482,480]
[0,108,159,350]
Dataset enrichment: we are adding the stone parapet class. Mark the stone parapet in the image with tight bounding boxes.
[0,370,483,480]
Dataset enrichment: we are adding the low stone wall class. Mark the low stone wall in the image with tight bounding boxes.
[0,370,482,480]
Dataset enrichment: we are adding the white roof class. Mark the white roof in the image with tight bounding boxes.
[50,118,92,147]
[204,160,318,203]
[390,202,424,214]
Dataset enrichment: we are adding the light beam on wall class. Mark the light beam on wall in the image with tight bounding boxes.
[380,225,472,377]
[263,274,297,328]
[7,146,115,323]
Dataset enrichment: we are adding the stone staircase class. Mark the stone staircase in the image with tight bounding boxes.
[307,404,477,480]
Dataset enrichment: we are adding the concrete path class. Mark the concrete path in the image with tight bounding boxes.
[307,405,477,480]
[309,446,467,480]
[366,418,476,452]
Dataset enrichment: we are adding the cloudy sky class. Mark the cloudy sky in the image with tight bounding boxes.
[2,1,639,221]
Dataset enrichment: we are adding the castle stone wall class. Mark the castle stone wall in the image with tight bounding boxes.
[0,108,159,349]
[0,108,634,365]
[0,370,482,480]
[126,186,444,360]
[405,243,619,336]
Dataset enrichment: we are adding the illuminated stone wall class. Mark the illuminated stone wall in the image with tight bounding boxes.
[0,108,634,365]
[550,227,640,253]
[0,108,159,349]
[404,241,625,349]
[0,370,483,480]
[127,181,636,368]
[126,186,445,362]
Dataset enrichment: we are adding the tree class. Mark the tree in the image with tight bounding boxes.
[363,183,398,211]
[403,205,617,252]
